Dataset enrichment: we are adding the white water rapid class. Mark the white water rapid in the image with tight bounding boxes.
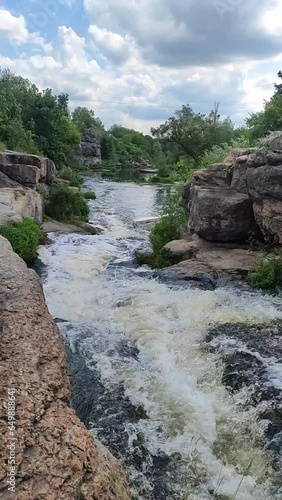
[39,178,282,500]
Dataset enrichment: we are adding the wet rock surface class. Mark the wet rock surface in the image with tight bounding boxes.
[0,236,131,499]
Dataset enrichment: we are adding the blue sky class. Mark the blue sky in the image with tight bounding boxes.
[0,0,282,132]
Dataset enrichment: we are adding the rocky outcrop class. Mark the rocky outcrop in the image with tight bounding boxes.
[0,151,56,225]
[80,128,101,167]
[0,236,131,499]
[0,187,43,224]
[183,132,282,244]
[0,151,56,187]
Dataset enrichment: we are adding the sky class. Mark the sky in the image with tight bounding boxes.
[0,0,282,133]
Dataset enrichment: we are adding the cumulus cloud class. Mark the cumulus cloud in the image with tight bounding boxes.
[84,0,282,67]
[0,8,43,46]
[0,2,282,132]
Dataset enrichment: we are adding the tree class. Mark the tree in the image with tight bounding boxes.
[72,107,103,134]
[151,104,234,161]
[247,71,282,141]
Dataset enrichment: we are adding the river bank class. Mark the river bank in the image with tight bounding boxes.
[39,177,282,500]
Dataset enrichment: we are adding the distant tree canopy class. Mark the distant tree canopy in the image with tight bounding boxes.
[0,69,81,166]
[246,71,282,141]
[151,104,235,161]
[1,67,281,175]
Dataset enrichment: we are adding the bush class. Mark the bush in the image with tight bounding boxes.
[58,166,83,187]
[46,186,89,222]
[247,253,282,289]
[83,191,96,200]
[0,218,43,262]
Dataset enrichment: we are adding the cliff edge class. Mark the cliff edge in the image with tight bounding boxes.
[0,236,131,499]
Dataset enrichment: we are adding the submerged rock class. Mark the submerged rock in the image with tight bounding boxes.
[0,236,131,499]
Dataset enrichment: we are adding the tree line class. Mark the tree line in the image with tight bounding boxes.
[0,68,281,175]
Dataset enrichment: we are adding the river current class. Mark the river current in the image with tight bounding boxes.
[39,178,282,500]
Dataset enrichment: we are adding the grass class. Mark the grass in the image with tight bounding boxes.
[83,191,96,200]
[46,186,89,222]
[247,252,282,289]
[0,218,43,262]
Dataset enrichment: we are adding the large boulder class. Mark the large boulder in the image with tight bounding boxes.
[189,186,254,242]
[0,187,43,224]
[247,165,282,201]
[253,200,282,244]
[0,236,131,499]
[0,151,56,187]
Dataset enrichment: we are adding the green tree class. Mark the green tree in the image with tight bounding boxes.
[72,107,103,134]
[247,71,282,141]
[151,104,234,161]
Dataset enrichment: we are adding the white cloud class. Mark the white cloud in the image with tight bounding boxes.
[0,8,44,46]
[88,25,135,63]
[261,0,282,36]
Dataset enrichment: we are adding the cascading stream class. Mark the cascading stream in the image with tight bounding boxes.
[39,178,282,500]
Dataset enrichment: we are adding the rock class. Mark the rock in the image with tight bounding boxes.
[164,239,198,259]
[193,163,233,188]
[0,151,56,186]
[0,171,20,188]
[224,148,256,165]
[189,186,255,242]
[253,200,282,244]
[230,163,253,194]
[0,187,43,224]
[0,236,131,499]
[42,220,98,235]
[166,260,218,286]
[247,165,282,201]
[196,248,263,275]
[266,152,282,165]
[262,131,282,152]
[80,128,101,167]
[180,181,191,210]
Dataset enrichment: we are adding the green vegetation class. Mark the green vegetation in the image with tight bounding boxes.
[46,186,89,222]
[57,166,83,187]
[247,72,282,141]
[247,253,282,289]
[0,218,43,262]
[83,191,96,200]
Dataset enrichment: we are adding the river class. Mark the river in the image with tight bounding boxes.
[39,178,282,500]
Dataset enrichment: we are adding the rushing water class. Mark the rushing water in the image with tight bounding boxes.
[39,178,282,500]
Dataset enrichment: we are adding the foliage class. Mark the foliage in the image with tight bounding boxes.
[46,186,89,222]
[57,166,83,187]
[0,218,43,262]
[0,68,80,166]
[149,187,187,267]
[83,191,96,200]
[198,137,250,170]
[247,253,282,289]
[246,71,282,141]
[151,104,234,162]
[72,107,104,134]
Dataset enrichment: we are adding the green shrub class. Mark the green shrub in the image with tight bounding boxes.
[0,141,7,151]
[83,191,96,200]
[46,186,89,222]
[0,218,43,262]
[58,166,83,187]
[247,253,282,289]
